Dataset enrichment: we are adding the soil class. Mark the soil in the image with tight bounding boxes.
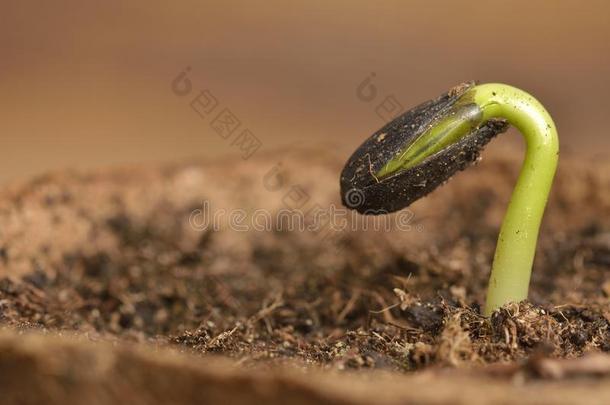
[0,147,608,404]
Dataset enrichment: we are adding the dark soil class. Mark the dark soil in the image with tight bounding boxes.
[0,148,608,379]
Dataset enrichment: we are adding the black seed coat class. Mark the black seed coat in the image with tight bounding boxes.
[340,83,509,214]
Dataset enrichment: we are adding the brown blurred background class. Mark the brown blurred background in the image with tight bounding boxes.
[2,0,609,185]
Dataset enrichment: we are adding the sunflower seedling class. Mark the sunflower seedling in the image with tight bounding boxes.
[340,82,559,316]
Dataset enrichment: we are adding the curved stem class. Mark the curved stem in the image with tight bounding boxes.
[373,83,559,315]
[472,84,559,316]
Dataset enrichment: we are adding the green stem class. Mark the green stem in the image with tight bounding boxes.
[376,83,559,315]
[474,84,558,316]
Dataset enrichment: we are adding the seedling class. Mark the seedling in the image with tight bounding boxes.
[341,82,558,316]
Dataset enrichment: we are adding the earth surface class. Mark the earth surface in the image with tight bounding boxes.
[0,148,608,404]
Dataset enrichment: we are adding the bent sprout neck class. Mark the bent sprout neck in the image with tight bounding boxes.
[378,83,559,316]
[475,84,558,316]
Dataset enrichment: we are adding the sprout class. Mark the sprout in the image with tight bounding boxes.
[341,82,559,316]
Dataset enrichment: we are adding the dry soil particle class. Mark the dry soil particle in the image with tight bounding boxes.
[0,148,608,386]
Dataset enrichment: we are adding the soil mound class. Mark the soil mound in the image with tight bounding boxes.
[0,148,608,403]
